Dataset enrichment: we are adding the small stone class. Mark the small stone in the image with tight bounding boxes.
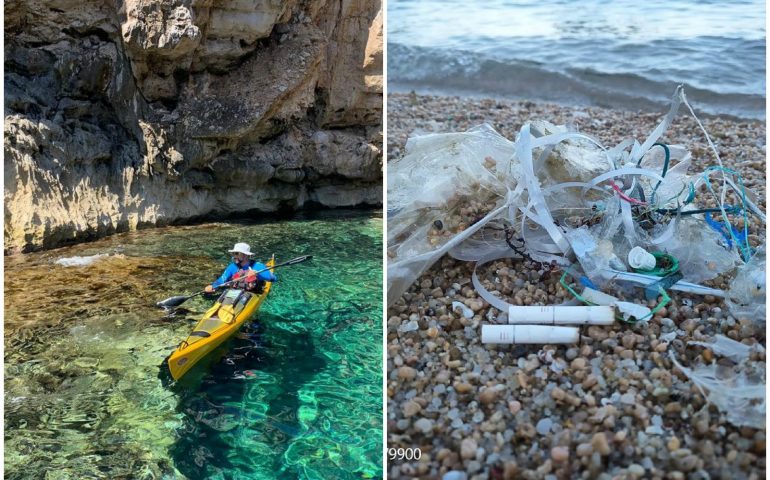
[469,299,484,312]
[402,400,422,417]
[536,418,553,435]
[508,400,521,415]
[503,462,518,480]
[427,327,439,338]
[517,422,535,439]
[435,370,450,383]
[692,412,709,435]
[443,471,467,480]
[591,432,611,456]
[524,358,540,372]
[398,366,417,380]
[576,443,593,457]
[582,375,598,389]
[460,438,477,459]
[675,455,698,472]
[551,446,569,463]
[619,349,634,360]
[667,436,681,451]
[620,392,635,405]
[479,388,498,405]
[628,464,645,476]
[550,387,566,401]
[570,358,587,370]
[454,382,473,394]
[414,418,433,434]
[587,326,608,341]
[652,387,669,397]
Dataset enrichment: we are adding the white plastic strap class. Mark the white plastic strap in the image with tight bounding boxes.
[629,85,683,164]
[471,252,572,314]
[587,167,666,188]
[471,252,521,312]
[620,196,636,244]
[516,125,571,253]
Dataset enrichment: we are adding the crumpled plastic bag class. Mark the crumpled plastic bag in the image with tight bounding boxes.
[726,244,766,324]
[671,335,765,428]
[387,124,517,304]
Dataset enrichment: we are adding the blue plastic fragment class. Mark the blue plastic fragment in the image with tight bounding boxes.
[579,276,598,290]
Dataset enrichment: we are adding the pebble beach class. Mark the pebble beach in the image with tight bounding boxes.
[386,93,766,479]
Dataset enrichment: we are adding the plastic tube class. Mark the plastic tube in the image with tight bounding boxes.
[603,269,725,297]
[481,325,579,344]
[507,305,614,325]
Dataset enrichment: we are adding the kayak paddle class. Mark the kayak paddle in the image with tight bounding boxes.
[156,255,312,309]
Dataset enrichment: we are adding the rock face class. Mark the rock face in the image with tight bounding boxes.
[4,0,383,253]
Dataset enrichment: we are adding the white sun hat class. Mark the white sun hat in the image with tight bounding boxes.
[228,242,254,256]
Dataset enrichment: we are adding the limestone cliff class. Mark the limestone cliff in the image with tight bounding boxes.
[4,0,383,253]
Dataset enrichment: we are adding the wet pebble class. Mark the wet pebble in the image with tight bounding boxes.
[551,446,569,463]
[461,438,477,459]
[414,418,433,434]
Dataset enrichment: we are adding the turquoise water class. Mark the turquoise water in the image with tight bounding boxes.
[4,210,383,479]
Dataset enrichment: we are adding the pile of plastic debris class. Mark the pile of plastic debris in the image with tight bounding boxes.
[387,87,765,427]
[388,86,765,326]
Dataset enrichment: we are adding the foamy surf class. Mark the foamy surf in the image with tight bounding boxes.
[55,253,109,267]
[389,43,765,120]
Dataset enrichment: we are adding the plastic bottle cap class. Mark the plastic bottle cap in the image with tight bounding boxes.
[628,246,656,270]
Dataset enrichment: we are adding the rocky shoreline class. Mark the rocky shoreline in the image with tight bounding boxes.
[5,1,383,254]
[387,93,766,479]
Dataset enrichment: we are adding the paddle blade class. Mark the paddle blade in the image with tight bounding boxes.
[284,255,313,265]
[156,295,191,308]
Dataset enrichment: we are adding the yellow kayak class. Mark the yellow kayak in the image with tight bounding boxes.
[168,257,275,380]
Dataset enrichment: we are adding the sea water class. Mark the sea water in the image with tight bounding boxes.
[4,210,382,479]
[389,0,766,119]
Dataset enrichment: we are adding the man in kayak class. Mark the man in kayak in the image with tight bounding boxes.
[204,242,276,293]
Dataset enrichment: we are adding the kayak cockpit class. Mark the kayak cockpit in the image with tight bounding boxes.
[179,289,258,348]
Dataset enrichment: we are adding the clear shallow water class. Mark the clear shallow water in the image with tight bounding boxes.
[389,0,766,119]
[4,210,383,479]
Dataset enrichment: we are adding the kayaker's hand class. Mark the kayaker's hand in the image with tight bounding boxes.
[204,285,214,293]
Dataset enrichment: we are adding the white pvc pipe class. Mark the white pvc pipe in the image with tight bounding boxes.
[481,325,579,344]
[507,305,615,325]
